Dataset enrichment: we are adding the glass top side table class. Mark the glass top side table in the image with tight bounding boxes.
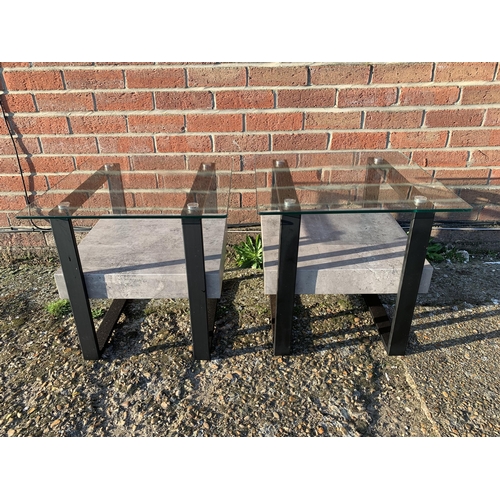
[254,151,472,356]
[16,159,232,361]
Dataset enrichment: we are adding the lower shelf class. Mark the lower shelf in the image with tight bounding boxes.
[55,218,227,299]
[261,212,433,295]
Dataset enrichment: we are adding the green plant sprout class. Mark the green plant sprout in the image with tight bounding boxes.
[234,234,263,269]
[426,238,468,264]
[91,307,105,319]
[46,299,72,318]
[426,239,446,262]
[46,299,105,319]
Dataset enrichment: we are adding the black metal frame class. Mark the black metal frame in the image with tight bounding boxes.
[50,162,221,361]
[51,216,127,360]
[269,158,437,357]
[363,210,435,354]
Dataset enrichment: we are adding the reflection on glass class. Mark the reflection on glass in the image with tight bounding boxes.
[256,152,471,214]
[16,159,232,220]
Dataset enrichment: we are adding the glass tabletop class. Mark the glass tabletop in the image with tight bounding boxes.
[255,151,472,215]
[16,158,232,220]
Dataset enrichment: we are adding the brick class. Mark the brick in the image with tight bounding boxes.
[74,156,131,170]
[187,67,246,87]
[489,169,500,185]
[186,155,240,171]
[241,192,258,208]
[41,136,98,154]
[248,66,307,86]
[131,155,186,170]
[229,192,241,209]
[65,69,125,89]
[390,131,448,149]
[98,136,154,153]
[36,92,94,111]
[0,94,36,112]
[412,150,469,168]
[133,191,193,209]
[364,111,423,129]
[485,109,500,126]
[156,91,212,110]
[0,174,26,192]
[241,153,298,170]
[247,112,303,131]
[12,116,69,135]
[277,89,336,108]
[216,90,273,110]
[119,172,158,189]
[95,92,153,111]
[434,63,496,82]
[424,109,484,128]
[337,88,397,108]
[227,207,259,225]
[156,172,201,189]
[471,150,500,166]
[186,113,243,132]
[214,134,269,152]
[56,62,95,66]
[372,63,433,84]
[461,85,500,105]
[0,174,48,192]
[0,117,9,134]
[126,68,185,88]
[230,171,264,189]
[298,152,357,167]
[70,115,127,134]
[128,114,184,133]
[433,168,491,185]
[449,130,500,147]
[95,62,153,66]
[156,135,212,153]
[20,156,75,173]
[478,205,500,221]
[325,169,368,184]
[3,70,64,90]
[0,195,30,210]
[0,158,20,174]
[399,86,460,105]
[305,111,361,130]
[273,133,328,151]
[309,64,370,85]
[0,137,41,155]
[285,169,322,185]
[0,213,10,227]
[44,173,73,188]
[0,62,31,68]
[329,132,387,150]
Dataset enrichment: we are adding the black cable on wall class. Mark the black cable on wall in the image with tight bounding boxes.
[0,96,50,231]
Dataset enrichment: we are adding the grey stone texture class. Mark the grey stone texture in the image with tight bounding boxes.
[261,212,433,295]
[55,218,227,299]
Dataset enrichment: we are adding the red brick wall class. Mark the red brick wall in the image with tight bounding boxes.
[1,62,500,242]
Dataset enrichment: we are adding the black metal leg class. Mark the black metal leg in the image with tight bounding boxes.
[383,211,435,355]
[361,293,392,336]
[273,214,301,355]
[51,217,100,360]
[182,217,212,360]
[96,299,127,352]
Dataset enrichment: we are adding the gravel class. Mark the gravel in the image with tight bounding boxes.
[1,240,500,437]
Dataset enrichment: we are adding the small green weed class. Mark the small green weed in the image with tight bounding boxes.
[426,239,446,263]
[46,299,72,318]
[91,307,105,319]
[234,234,263,269]
[426,238,468,263]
